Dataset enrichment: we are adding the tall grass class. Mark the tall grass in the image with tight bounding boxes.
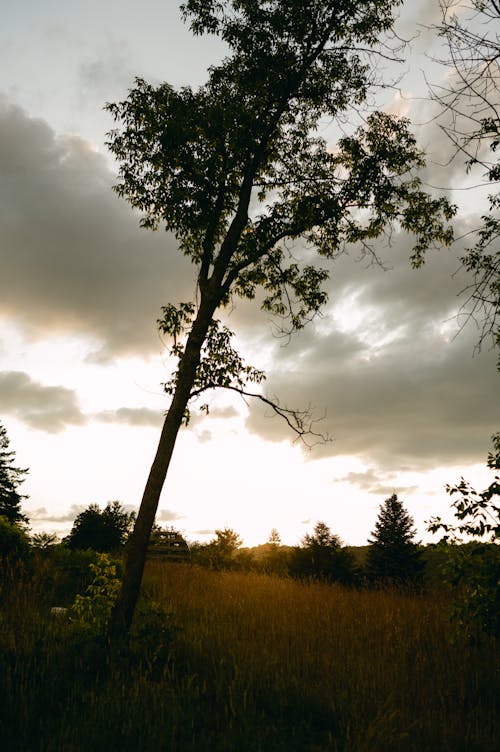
[1,560,497,751]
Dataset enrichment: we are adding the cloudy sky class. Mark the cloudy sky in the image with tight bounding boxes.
[1,0,498,546]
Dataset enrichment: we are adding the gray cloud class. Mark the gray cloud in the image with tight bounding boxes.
[29,504,87,523]
[0,370,86,432]
[0,97,194,360]
[157,508,185,522]
[95,407,164,427]
[245,229,499,471]
[338,469,417,497]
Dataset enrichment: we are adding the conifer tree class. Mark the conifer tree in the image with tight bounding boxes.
[0,422,28,527]
[367,494,423,584]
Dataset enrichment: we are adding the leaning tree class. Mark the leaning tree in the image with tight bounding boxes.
[107,0,454,635]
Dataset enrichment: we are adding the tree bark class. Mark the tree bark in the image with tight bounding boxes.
[109,291,220,636]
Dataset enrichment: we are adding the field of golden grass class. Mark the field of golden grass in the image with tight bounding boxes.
[0,559,497,751]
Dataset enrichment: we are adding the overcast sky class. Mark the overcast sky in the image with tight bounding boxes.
[1,0,498,546]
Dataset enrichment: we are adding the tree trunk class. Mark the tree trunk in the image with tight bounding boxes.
[109,292,219,637]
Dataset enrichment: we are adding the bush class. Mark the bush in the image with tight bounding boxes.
[0,516,30,563]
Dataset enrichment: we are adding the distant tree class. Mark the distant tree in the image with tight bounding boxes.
[108,0,455,634]
[366,495,423,585]
[267,528,281,549]
[209,527,243,570]
[290,521,358,585]
[66,502,135,553]
[30,532,59,549]
[0,422,28,527]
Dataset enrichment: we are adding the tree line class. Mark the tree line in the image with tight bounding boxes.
[1,417,498,638]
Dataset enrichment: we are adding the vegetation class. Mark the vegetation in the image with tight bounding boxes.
[0,422,28,527]
[430,0,500,354]
[367,494,424,585]
[106,0,454,633]
[428,434,500,638]
[0,556,497,752]
[0,516,30,563]
[65,501,135,553]
[288,521,359,585]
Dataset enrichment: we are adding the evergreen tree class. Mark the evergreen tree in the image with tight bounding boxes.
[290,521,358,585]
[0,422,28,526]
[367,494,423,584]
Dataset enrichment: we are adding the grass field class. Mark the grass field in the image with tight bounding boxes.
[0,560,497,751]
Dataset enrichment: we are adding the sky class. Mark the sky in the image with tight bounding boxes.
[0,0,498,547]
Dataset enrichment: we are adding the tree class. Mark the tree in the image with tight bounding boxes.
[107,0,454,634]
[0,516,30,562]
[290,521,358,584]
[66,501,135,553]
[0,422,28,527]
[366,494,423,584]
[428,433,499,637]
[429,0,500,355]
[267,528,281,549]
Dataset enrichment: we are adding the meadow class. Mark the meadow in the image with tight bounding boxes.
[0,559,497,751]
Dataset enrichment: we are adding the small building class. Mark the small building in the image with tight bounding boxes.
[147,529,190,562]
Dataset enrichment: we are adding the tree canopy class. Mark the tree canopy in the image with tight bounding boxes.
[107,0,455,634]
[66,502,135,553]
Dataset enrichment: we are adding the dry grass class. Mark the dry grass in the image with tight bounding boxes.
[0,559,497,751]
[145,562,498,751]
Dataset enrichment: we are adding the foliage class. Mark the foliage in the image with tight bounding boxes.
[0,561,498,751]
[289,521,359,585]
[428,433,500,637]
[30,531,59,549]
[66,501,136,552]
[192,527,244,570]
[107,0,456,633]
[0,422,28,527]
[0,516,30,563]
[430,0,500,356]
[366,494,424,585]
[70,553,121,634]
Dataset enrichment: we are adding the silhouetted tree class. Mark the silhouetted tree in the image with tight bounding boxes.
[367,495,423,585]
[107,0,454,634]
[66,502,135,553]
[268,528,281,549]
[0,422,28,527]
[428,433,500,636]
[209,527,243,569]
[290,521,358,585]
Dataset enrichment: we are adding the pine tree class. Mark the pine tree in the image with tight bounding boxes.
[0,422,28,527]
[367,494,423,585]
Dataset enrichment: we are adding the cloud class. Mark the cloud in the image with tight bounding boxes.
[245,231,499,471]
[338,469,417,497]
[95,407,163,427]
[0,97,194,360]
[29,504,87,523]
[157,508,185,522]
[0,370,86,432]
